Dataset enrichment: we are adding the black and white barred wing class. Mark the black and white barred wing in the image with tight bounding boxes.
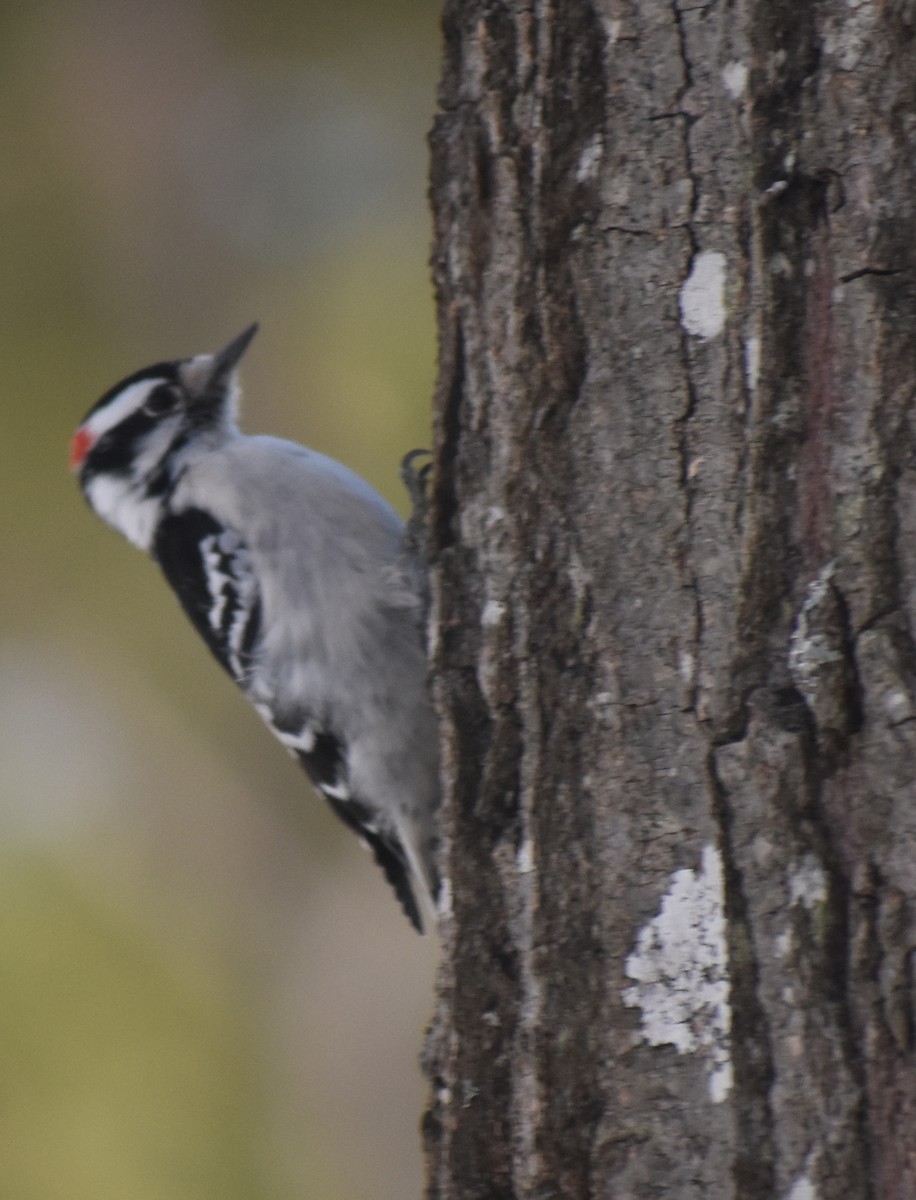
[153,507,426,931]
[153,507,262,684]
[268,717,426,932]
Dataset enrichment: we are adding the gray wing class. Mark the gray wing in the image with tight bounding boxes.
[154,506,426,931]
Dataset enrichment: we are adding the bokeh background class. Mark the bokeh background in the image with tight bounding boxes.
[0,2,440,1197]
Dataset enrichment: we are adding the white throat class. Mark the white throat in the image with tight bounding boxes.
[85,473,162,551]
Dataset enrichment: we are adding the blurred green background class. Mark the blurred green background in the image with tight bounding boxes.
[0,2,440,1197]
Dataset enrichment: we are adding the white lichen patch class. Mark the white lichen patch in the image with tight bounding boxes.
[722,61,748,98]
[743,334,761,394]
[623,844,732,1102]
[788,562,841,701]
[604,17,623,44]
[883,687,915,725]
[708,1057,734,1104]
[481,599,506,627]
[576,134,603,182]
[822,0,877,71]
[786,1172,818,1200]
[679,251,727,340]
[678,650,696,685]
[789,854,828,909]
[516,837,534,875]
[775,928,794,959]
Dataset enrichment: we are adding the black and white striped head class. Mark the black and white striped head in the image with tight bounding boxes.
[70,324,258,550]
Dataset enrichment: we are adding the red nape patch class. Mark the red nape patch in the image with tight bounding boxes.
[69,427,94,471]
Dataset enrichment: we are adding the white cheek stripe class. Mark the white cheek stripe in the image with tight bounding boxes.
[84,378,167,441]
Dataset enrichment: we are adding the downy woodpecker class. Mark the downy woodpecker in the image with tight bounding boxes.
[70,325,439,931]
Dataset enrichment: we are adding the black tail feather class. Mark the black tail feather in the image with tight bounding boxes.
[322,792,424,933]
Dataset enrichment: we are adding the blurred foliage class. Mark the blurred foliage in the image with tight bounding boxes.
[0,856,273,1200]
[0,1,440,1197]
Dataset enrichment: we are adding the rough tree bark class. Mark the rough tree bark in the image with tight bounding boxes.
[422,2,916,1198]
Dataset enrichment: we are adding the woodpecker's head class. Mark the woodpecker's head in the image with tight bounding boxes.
[70,324,258,549]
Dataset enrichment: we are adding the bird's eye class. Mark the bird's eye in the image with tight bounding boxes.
[143,386,180,417]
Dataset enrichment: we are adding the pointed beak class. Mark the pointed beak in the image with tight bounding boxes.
[210,322,259,381]
[181,322,259,396]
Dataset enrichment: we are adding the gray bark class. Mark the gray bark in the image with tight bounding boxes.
[422,2,916,1198]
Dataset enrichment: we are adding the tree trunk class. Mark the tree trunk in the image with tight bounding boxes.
[422,2,916,1198]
